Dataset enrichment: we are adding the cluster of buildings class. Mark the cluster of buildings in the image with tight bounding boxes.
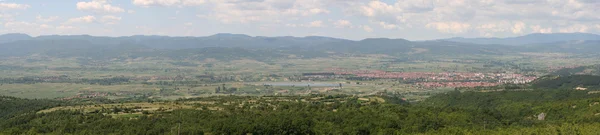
[130,75,186,81]
[497,74,538,84]
[326,68,538,89]
[415,82,500,88]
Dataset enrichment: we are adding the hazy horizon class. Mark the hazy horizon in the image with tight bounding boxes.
[2,32,599,42]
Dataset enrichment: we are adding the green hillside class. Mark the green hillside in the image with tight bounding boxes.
[3,87,600,134]
[553,64,600,76]
[0,96,63,120]
[532,75,600,90]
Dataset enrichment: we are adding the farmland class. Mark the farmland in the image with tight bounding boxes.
[1,51,599,101]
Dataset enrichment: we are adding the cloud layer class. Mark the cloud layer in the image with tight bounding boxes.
[0,0,598,40]
[77,0,124,13]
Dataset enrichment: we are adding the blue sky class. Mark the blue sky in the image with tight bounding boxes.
[0,0,598,40]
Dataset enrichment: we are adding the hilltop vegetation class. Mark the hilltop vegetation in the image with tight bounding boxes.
[531,75,600,90]
[2,86,600,134]
[0,96,64,120]
[553,64,600,76]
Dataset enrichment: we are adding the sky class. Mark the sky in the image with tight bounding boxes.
[0,0,598,40]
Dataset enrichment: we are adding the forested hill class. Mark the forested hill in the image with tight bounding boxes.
[0,96,63,120]
[552,64,600,76]
[521,40,600,53]
[0,34,517,60]
[531,75,600,90]
[0,33,32,44]
[0,33,599,61]
[3,88,600,134]
[443,33,600,45]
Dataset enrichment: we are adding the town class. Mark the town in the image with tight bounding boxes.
[300,68,539,89]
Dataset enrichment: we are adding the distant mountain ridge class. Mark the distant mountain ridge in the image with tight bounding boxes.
[2,32,598,46]
[0,33,32,44]
[0,33,598,61]
[442,33,600,45]
[7,33,350,50]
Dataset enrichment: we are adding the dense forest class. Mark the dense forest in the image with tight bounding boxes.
[2,87,600,134]
[552,65,600,76]
[0,96,64,120]
[532,75,600,89]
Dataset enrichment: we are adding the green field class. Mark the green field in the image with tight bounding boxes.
[1,52,599,101]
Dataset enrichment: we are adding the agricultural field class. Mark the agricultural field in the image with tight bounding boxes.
[1,52,599,101]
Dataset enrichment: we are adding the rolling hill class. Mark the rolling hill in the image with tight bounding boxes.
[0,33,598,61]
[552,64,600,76]
[531,75,600,90]
[0,33,32,44]
[443,33,600,45]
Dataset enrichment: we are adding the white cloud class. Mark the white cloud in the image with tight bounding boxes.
[284,24,294,27]
[65,15,97,24]
[285,20,329,28]
[559,24,589,33]
[132,0,205,7]
[3,21,56,35]
[100,15,121,25]
[182,0,206,5]
[333,20,352,28]
[379,22,399,30]
[77,0,124,13]
[363,25,373,32]
[309,8,330,14]
[0,13,15,21]
[283,8,330,16]
[208,0,330,23]
[511,21,526,34]
[1,0,599,39]
[4,21,37,28]
[352,0,477,32]
[307,20,323,28]
[358,1,399,17]
[530,25,552,33]
[0,3,30,10]
[475,22,511,36]
[39,24,53,29]
[346,0,599,37]
[184,22,193,26]
[1,20,81,36]
[477,23,507,33]
[36,15,59,23]
[57,25,76,30]
[133,0,179,6]
[426,22,471,33]
[396,0,435,13]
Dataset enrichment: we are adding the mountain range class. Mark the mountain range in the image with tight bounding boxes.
[442,33,600,45]
[0,33,598,60]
